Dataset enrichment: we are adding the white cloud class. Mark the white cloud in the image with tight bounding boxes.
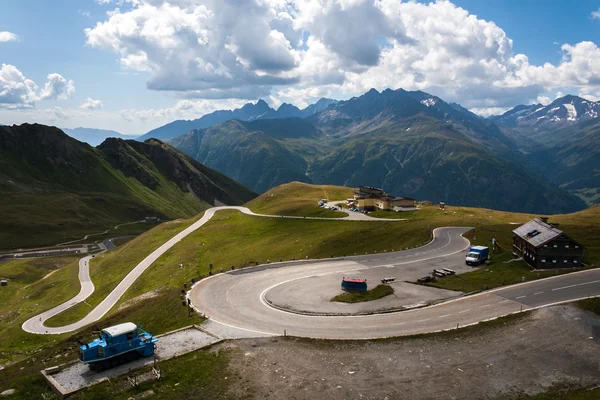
[592,8,600,19]
[0,31,18,43]
[79,9,92,18]
[119,98,248,123]
[83,0,600,111]
[0,64,75,108]
[85,0,301,99]
[80,97,103,110]
[0,64,38,108]
[38,73,75,101]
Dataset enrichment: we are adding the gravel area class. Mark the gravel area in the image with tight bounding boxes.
[46,327,220,394]
[154,327,220,359]
[222,305,600,400]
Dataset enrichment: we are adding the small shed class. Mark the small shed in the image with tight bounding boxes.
[1,279,8,286]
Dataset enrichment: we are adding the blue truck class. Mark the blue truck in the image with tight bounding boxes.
[465,246,489,266]
[341,277,368,292]
[78,322,158,371]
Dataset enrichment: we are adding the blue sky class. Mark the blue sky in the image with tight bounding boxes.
[1,0,599,134]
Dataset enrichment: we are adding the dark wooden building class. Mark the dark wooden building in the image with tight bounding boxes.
[512,218,584,269]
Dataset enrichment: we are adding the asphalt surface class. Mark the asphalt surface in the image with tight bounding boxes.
[22,254,98,334]
[21,207,404,335]
[189,230,600,339]
[23,204,600,338]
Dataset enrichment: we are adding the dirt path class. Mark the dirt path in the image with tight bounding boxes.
[221,305,600,400]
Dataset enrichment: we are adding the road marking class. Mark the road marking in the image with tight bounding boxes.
[438,314,451,318]
[458,309,471,314]
[391,322,405,326]
[516,295,527,299]
[479,304,491,308]
[552,279,600,292]
[497,299,510,304]
[417,318,430,323]
[533,291,544,295]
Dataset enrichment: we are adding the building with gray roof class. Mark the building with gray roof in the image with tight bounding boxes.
[512,218,584,269]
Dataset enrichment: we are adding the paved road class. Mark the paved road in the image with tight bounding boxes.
[22,254,99,334]
[21,207,404,335]
[189,243,600,340]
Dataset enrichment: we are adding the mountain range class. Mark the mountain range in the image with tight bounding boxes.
[0,124,255,249]
[137,98,337,142]
[163,88,590,214]
[62,127,138,147]
[491,95,600,204]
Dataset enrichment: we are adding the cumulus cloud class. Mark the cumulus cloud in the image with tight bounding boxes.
[38,73,76,101]
[85,0,301,99]
[0,64,75,108]
[0,64,38,108]
[80,97,103,110]
[592,8,600,19]
[84,0,600,111]
[0,31,18,42]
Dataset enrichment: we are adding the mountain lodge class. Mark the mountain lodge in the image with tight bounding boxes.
[512,217,584,269]
[352,186,416,211]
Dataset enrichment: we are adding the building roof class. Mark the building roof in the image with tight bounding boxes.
[513,219,562,247]
[388,196,415,201]
[102,322,137,337]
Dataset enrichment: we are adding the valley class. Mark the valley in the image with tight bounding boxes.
[159,89,594,215]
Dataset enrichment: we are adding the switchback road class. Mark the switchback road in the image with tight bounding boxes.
[22,206,402,334]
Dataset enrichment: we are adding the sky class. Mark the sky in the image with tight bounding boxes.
[0,0,599,134]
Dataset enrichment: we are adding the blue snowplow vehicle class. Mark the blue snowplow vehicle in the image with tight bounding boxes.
[78,322,158,371]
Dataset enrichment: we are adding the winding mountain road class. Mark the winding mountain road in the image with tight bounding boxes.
[22,206,600,339]
[21,206,401,335]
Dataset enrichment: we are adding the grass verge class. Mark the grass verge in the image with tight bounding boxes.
[427,251,589,293]
[331,285,394,303]
[44,215,200,327]
[575,297,600,317]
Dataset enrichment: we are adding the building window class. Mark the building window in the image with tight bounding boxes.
[575,245,579,249]
[564,259,567,263]
[565,245,569,248]
[574,260,578,264]
[553,244,557,248]
[552,260,557,263]
[541,259,546,263]
[544,244,548,247]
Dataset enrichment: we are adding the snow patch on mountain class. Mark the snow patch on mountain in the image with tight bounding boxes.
[421,98,437,107]
[563,103,577,121]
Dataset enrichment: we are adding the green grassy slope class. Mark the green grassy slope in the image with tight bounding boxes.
[45,185,600,328]
[0,182,599,398]
[308,119,586,215]
[0,124,256,249]
[245,181,352,217]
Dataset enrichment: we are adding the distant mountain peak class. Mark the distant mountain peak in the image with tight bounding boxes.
[491,94,599,127]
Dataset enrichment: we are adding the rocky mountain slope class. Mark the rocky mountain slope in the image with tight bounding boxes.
[138,98,336,142]
[169,89,586,214]
[0,124,255,249]
[492,95,600,204]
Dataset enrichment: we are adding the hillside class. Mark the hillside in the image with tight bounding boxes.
[246,181,353,217]
[167,119,314,193]
[170,88,586,214]
[492,95,600,204]
[0,124,256,249]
